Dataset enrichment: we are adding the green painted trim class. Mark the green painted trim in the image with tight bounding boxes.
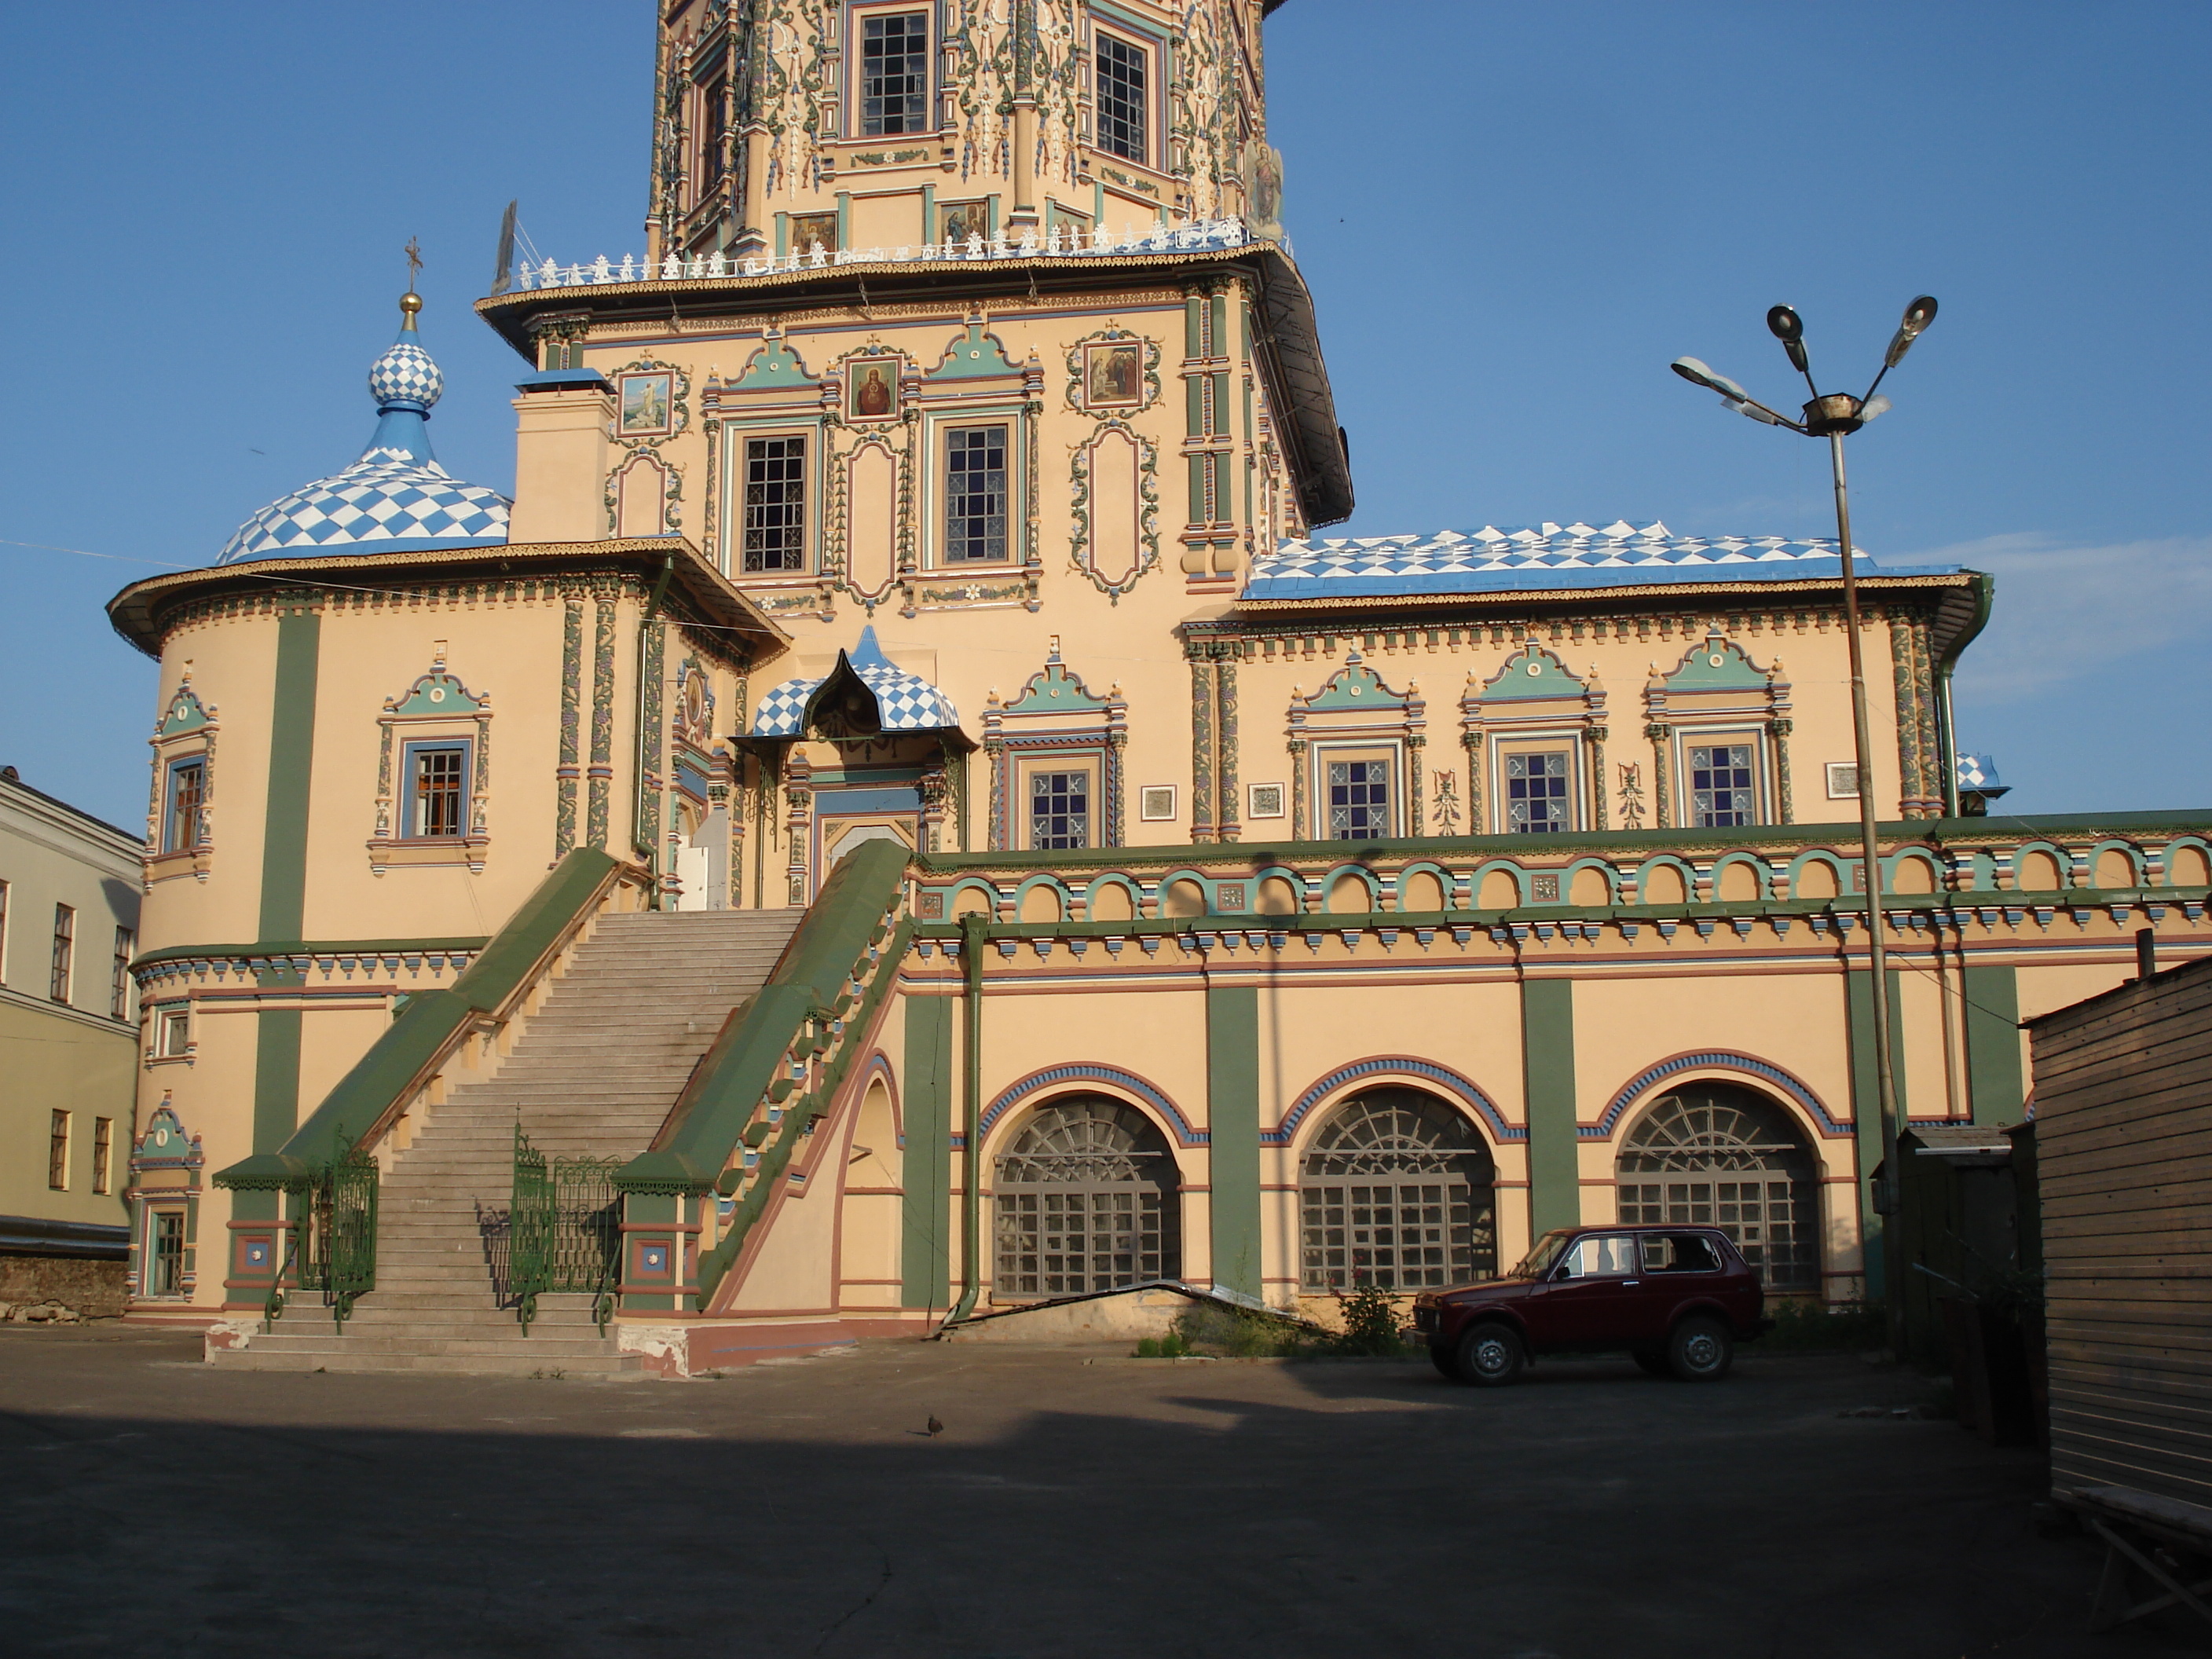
[257,610,320,941]
[251,1006,302,1156]
[1962,962,2024,1126]
[211,850,622,1188]
[1206,986,1261,1297]
[900,996,953,1308]
[134,936,488,971]
[1522,977,1580,1235]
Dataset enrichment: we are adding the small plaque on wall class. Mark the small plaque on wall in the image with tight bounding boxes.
[1826,762,1861,800]
[1140,786,1177,821]
[1246,782,1286,819]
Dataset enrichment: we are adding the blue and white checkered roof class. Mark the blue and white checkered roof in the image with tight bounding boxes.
[215,306,509,566]
[1243,519,1950,602]
[752,628,961,738]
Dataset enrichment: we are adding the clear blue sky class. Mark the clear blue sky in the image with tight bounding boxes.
[2,2,2204,829]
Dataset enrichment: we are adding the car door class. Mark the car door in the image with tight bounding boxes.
[1632,1231,1727,1340]
[1525,1232,1643,1349]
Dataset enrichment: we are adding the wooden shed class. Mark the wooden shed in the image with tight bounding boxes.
[2025,951,2212,1508]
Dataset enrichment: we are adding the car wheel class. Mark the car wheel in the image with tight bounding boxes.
[1631,1346,1669,1376]
[1455,1322,1524,1386]
[1668,1316,1734,1381]
[1429,1343,1457,1379]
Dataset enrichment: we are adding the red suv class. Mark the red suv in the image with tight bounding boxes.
[1412,1225,1768,1386]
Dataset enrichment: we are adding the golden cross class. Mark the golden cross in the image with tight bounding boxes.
[404,237,423,292]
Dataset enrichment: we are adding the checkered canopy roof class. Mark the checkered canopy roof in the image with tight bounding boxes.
[1243,519,1959,602]
[216,307,510,565]
[752,627,961,738]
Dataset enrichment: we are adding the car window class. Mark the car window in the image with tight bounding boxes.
[1514,1230,1573,1279]
[1642,1232,1722,1273]
[1555,1233,1639,1280]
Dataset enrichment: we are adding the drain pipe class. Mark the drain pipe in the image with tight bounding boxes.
[632,549,678,903]
[1932,572,1994,819]
[945,910,987,1324]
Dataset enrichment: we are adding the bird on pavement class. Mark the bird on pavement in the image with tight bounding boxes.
[925,1415,944,1436]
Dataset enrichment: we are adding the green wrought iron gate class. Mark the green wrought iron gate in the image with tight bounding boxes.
[510,1121,622,1334]
[265,1128,379,1331]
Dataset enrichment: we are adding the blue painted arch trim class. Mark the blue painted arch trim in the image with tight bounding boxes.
[1591,1050,1848,1139]
[1273,1056,1522,1145]
[978,1064,1205,1147]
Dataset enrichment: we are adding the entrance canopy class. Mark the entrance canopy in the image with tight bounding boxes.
[750,627,970,747]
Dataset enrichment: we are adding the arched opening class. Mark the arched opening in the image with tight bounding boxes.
[1615,1082,1818,1292]
[1088,880,1135,921]
[1400,870,1445,912]
[992,1096,1180,1300]
[1298,1088,1496,1292]
[1326,871,1372,914]
[1160,878,1206,917]
[1017,882,1063,923]
[1256,875,1301,914]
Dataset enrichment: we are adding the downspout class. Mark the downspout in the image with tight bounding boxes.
[632,551,679,903]
[1932,573,1994,819]
[946,910,987,1324]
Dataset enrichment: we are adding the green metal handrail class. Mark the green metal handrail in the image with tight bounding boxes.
[262,1126,378,1332]
[510,1119,622,1335]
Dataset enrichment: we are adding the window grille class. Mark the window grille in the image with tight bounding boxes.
[48,1110,70,1190]
[860,12,928,135]
[743,437,808,572]
[1690,743,1757,827]
[1326,757,1390,839]
[410,745,467,838]
[1095,33,1148,163]
[165,758,205,852]
[111,927,134,1020]
[1507,750,1571,833]
[1616,1085,1818,1291]
[994,1097,1177,1298]
[150,1210,185,1295]
[1300,1089,1496,1291]
[944,426,1008,562]
[1029,771,1090,850]
[92,1118,112,1196]
[49,904,73,1003]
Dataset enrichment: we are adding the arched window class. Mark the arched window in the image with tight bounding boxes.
[1299,1089,1496,1292]
[993,1097,1179,1299]
[1616,1082,1818,1291]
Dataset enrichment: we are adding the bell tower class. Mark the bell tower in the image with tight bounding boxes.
[648,0,1285,262]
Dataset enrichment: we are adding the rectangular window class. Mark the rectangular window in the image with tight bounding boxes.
[943,425,1009,562]
[1029,771,1090,850]
[49,904,73,1003]
[1095,32,1148,164]
[1690,743,1757,828]
[859,11,928,135]
[1506,750,1572,833]
[164,757,206,853]
[408,744,468,838]
[150,1210,185,1296]
[159,1007,190,1058]
[92,1118,113,1196]
[48,1110,70,1190]
[742,436,808,573]
[1327,758,1390,840]
[111,927,134,1020]
[700,77,727,185]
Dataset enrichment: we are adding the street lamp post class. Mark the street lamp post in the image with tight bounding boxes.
[1671,296,1939,1338]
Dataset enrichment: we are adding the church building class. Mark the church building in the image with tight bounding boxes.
[107,0,2210,1373]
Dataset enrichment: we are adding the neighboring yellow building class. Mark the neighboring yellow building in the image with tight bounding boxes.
[104,0,2209,1372]
[0,765,140,1317]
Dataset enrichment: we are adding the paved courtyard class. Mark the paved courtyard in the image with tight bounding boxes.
[1,1325,2193,1657]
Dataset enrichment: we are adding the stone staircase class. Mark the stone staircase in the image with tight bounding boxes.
[212,909,802,1376]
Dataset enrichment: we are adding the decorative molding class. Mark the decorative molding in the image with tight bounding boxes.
[1273,1057,1521,1146]
[1592,1049,1848,1139]
[979,1064,1203,1148]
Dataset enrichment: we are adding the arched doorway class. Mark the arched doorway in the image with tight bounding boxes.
[992,1097,1180,1300]
[1615,1082,1819,1291]
[1298,1088,1496,1292]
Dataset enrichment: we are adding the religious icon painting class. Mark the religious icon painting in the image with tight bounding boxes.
[1084,341,1144,408]
[939,201,987,249]
[619,372,673,436]
[848,359,900,421]
[790,212,839,255]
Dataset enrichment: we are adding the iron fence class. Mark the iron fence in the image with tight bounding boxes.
[264,1128,379,1331]
[511,1120,621,1335]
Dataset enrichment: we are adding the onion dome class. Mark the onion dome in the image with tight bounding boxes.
[752,628,962,738]
[217,292,510,564]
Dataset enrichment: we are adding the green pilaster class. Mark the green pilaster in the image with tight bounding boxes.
[1206,985,1261,1297]
[1961,962,2024,1126]
[900,996,953,1308]
[1845,961,1908,1293]
[1521,976,1580,1233]
[251,610,320,1156]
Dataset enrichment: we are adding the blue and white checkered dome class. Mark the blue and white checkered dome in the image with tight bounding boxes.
[367,339,443,411]
[215,294,509,565]
[752,628,961,738]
